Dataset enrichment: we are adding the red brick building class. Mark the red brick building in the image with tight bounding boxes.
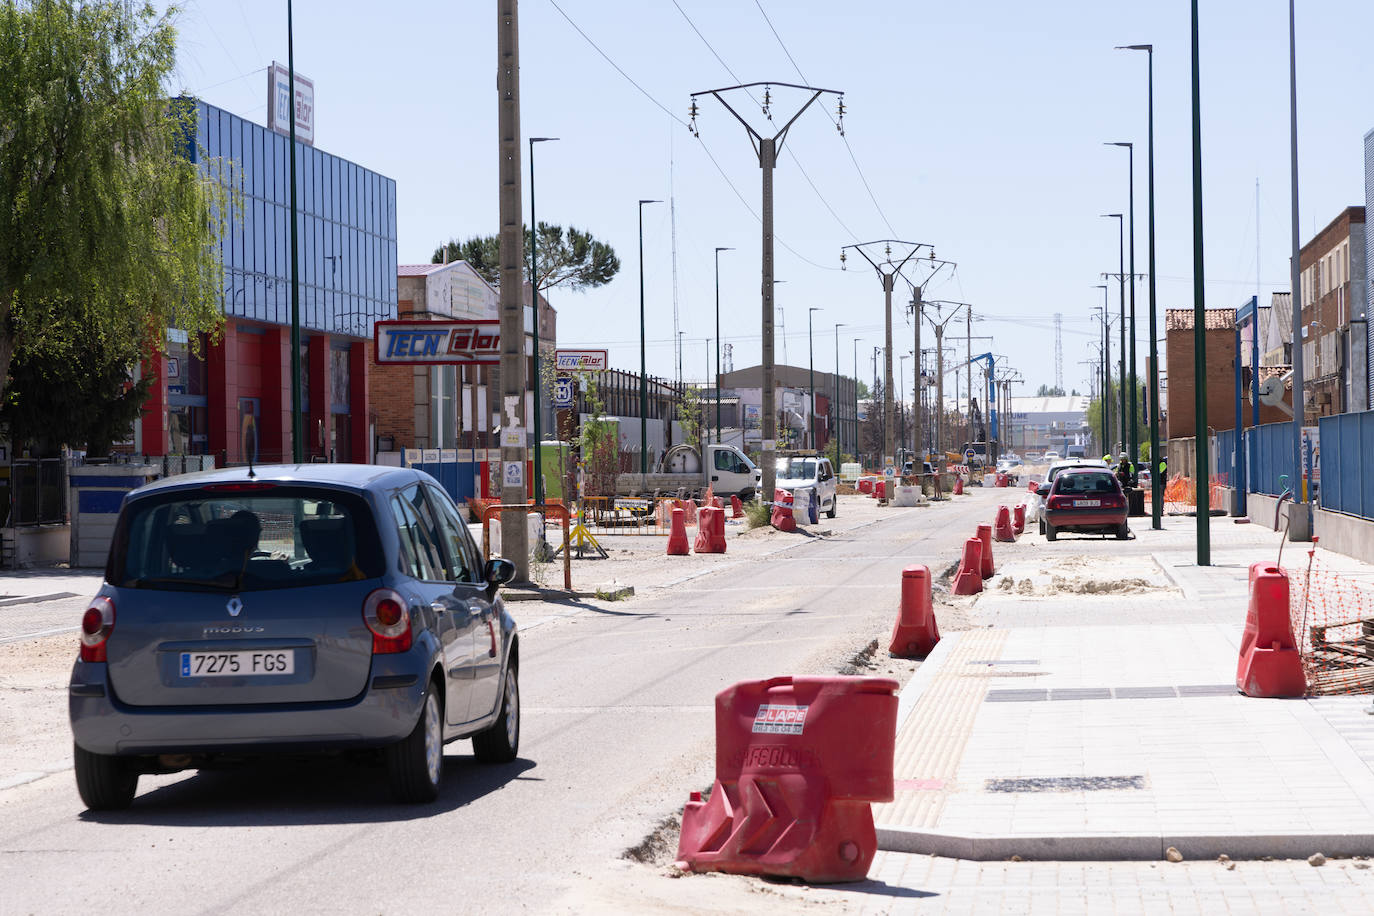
[1165,308,1290,440]
[1297,206,1366,422]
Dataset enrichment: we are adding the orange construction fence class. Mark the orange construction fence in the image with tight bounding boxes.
[481,503,571,591]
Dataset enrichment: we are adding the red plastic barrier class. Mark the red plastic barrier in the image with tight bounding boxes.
[770,502,797,532]
[676,676,898,882]
[976,523,995,579]
[730,494,745,519]
[953,476,964,496]
[993,505,1015,542]
[889,566,940,657]
[1012,503,1026,535]
[951,537,984,595]
[874,480,886,500]
[712,496,724,510]
[858,478,874,494]
[1236,563,1306,698]
[667,507,691,555]
[695,506,727,554]
[995,473,1008,487]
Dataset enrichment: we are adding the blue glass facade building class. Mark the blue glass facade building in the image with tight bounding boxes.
[143,99,397,463]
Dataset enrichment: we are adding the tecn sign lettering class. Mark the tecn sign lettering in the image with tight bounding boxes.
[374,320,500,366]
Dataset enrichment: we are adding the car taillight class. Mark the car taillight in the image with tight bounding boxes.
[1047,496,1067,510]
[79,596,116,662]
[363,588,412,654]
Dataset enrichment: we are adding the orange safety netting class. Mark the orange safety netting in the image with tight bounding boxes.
[1140,475,1226,515]
[1286,553,1374,695]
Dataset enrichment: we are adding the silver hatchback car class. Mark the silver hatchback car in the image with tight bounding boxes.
[68,464,520,810]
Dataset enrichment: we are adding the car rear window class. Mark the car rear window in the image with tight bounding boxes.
[110,485,385,591]
[1053,472,1120,496]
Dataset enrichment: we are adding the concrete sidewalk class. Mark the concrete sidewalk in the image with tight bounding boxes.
[875,517,1374,862]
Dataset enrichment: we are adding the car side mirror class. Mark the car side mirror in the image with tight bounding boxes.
[484,558,517,591]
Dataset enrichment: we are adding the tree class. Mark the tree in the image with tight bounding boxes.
[0,1,228,407]
[1036,384,1066,397]
[677,386,704,450]
[433,223,620,294]
[856,380,870,400]
[1,322,151,456]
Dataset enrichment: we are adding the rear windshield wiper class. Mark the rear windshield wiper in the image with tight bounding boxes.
[128,574,237,590]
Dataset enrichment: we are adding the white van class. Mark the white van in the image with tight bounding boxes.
[776,455,838,518]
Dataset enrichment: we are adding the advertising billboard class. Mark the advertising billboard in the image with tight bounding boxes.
[267,61,315,146]
[374,320,500,365]
[554,349,609,371]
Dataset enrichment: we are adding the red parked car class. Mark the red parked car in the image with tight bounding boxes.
[1043,469,1129,541]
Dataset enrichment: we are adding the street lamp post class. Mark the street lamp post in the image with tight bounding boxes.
[1094,285,1110,453]
[852,337,862,465]
[1190,0,1211,564]
[833,323,846,462]
[1119,43,1162,528]
[638,198,661,475]
[287,0,302,463]
[528,136,558,504]
[807,307,821,449]
[714,247,733,443]
[1107,141,1138,462]
[1101,213,1125,452]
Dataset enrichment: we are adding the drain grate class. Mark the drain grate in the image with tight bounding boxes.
[986,775,1146,793]
[985,685,1237,703]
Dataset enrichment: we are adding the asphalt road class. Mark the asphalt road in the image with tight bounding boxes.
[0,490,1000,915]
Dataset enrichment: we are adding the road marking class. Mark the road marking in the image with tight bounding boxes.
[0,625,79,645]
[0,592,80,608]
[0,759,73,792]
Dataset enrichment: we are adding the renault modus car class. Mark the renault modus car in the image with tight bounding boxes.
[1042,468,1130,541]
[68,464,520,810]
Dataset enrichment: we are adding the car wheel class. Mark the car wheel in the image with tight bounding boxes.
[74,743,138,811]
[473,663,520,764]
[826,496,837,519]
[1038,518,1045,536]
[1045,521,1057,542]
[1116,521,1130,540]
[385,683,443,803]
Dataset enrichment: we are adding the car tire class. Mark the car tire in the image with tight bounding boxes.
[1038,518,1045,536]
[1116,521,1130,540]
[74,743,138,811]
[385,684,444,803]
[826,496,837,519]
[1045,521,1057,542]
[473,663,520,764]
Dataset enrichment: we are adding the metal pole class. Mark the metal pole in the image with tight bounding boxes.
[1191,0,1211,565]
[496,0,529,580]
[913,287,923,465]
[287,0,302,463]
[1126,144,1138,461]
[638,199,660,475]
[833,323,845,462]
[714,247,732,444]
[808,308,819,449]
[528,137,557,504]
[1289,0,1305,522]
[1128,45,1163,528]
[1115,214,1126,452]
[853,338,860,464]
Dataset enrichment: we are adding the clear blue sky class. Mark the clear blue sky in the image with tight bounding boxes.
[165,0,1374,399]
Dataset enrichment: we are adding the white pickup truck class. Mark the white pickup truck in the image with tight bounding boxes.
[615,443,761,500]
[775,455,838,518]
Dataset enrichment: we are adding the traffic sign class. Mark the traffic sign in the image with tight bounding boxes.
[553,376,576,409]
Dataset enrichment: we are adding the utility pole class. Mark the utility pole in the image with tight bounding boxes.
[841,242,940,469]
[921,300,970,483]
[528,135,557,505]
[496,0,529,581]
[690,81,842,500]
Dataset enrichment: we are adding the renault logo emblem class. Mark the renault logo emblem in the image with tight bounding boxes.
[226,596,244,617]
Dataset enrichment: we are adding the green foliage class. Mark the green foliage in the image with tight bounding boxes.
[855,380,870,400]
[1,322,152,456]
[1036,384,1066,397]
[433,223,620,294]
[742,499,771,529]
[677,386,704,450]
[576,375,619,498]
[0,0,228,404]
[1086,376,1148,453]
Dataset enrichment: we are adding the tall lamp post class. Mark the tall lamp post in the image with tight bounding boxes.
[287,0,302,463]
[714,246,733,443]
[1100,213,1125,452]
[807,307,821,449]
[833,323,846,461]
[1119,43,1162,529]
[528,136,558,503]
[637,198,661,474]
[852,338,862,465]
[1094,285,1110,453]
[1106,141,1138,462]
[1189,0,1211,564]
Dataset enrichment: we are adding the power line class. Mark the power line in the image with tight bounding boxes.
[547,0,841,271]
[752,0,897,237]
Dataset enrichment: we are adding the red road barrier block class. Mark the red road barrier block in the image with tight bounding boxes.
[1012,503,1026,535]
[1236,563,1306,698]
[770,494,797,532]
[730,495,745,519]
[993,505,1016,542]
[953,476,964,496]
[874,480,886,500]
[889,566,940,658]
[951,538,984,595]
[676,676,898,882]
[976,523,995,578]
[858,478,874,494]
[712,496,724,510]
[667,507,691,556]
[695,506,728,554]
[994,473,1007,487]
